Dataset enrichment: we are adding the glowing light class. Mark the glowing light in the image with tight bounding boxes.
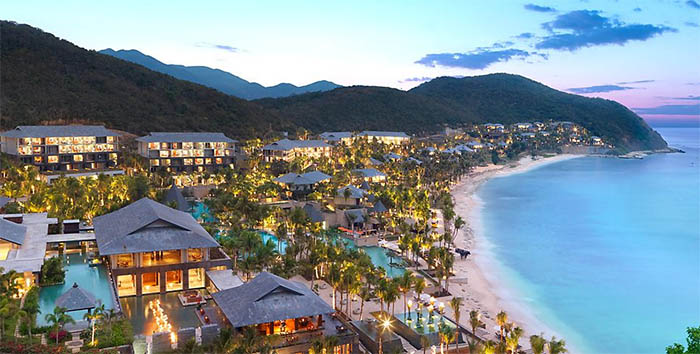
[148,299,176,343]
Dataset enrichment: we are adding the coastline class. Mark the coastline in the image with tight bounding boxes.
[448,154,583,350]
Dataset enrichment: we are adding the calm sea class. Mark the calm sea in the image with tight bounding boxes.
[476,128,700,353]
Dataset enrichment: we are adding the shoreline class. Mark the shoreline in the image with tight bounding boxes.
[448,154,583,350]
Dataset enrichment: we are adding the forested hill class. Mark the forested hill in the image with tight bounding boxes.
[0,21,288,138]
[0,21,666,152]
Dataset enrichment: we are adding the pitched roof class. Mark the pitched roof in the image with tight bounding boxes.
[319,132,352,141]
[93,198,219,255]
[206,270,243,291]
[262,139,330,151]
[368,158,383,166]
[358,131,409,138]
[274,171,331,186]
[0,218,26,245]
[337,185,366,199]
[163,184,189,212]
[211,272,334,328]
[353,168,386,179]
[370,200,388,214]
[384,153,403,161]
[302,204,325,223]
[0,197,11,209]
[55,283,97,311]
[345,209,366,223]
[135,132,236,143]
[359,181,371,190]
[1,125,120,138]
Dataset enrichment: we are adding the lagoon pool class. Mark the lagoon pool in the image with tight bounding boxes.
[190,202,215,223]
[259,231,288,255]
[337,235,406,278]
[37,253,115,326]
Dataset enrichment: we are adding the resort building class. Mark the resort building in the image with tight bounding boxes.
[355,131,410,145]
[262,139,332,162]
[591,136,603,146]
[513,122,533,131]
[319,132,353,145]
[93,198,232,297]
[135,132,237,174]
[0,125,120,173]
[211,272,358,354]
[483,123,505,132]
[273,171,331,197]
[335,185,368,207]
[352,168,387,183]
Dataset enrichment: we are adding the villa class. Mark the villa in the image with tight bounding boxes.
[273,171,332,197]
[319,131,353,145]
[483,123,505,132]
[335,185,368,207]
[513,122,533,131]
[211,272,358,354]
[262,139,332,162]
[591,136,603,146]
[135,132,238,174]
[0,125,121,176]
[92,198,232,297]
[355,131,410,145]
[352,168,387,183]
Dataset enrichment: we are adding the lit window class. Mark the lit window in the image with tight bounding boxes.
[151,159,160,166]
[31,138,41,145]
[148,142,159,150]
[160,150,169,158]
[33,156,42,163]
[73,155,83,162]
[48,156,58,163]
[195,158,203,165]
[183,158,193,165]
[106,136,114,143]
[215,158,222,164]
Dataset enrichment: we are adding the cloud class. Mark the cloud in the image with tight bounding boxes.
[568,84,635,94]
[616,79,654,84]
[687,82,700,86]
[685,21,700,27]
[673,95,700,100]
[536,10,675,51]
[194,42,239,53]
[524,4,556,12]
[416,48,538,69]
[401,77,433,83]
[633,7,642,12]
[687,0,700,9]
[516,32,535,39]
[633,104,700,115]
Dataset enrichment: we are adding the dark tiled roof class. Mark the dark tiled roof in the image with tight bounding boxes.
[319,132,352,141]
[262,139,330,151]
[337,185,366,199]
[163,184,189,212]
[0,217,26,245]
[274,171,331,186]
[0,197,11,209]
[93,198,219,255]
[211,272,334,328]
[358,131,409,138]
[302,204,324,223]
[55,283,97,311]
[0,125,119,138]
[345,209,366,223]
[135,132,236,143]
[352,168,386,179]
[370,200,388,214]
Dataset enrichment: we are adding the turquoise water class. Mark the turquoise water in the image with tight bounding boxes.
[190,202,215,223]
[476,128,700,353]
[37,253,115,326]
[337,236,406,278]
[259,231,288,255]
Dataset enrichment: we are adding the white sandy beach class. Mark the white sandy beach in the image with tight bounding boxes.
[448,154,583,349]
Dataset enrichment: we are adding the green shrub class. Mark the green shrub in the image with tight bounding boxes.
[40,257,65,285]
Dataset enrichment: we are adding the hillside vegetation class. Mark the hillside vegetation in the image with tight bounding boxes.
[0,21,666,152]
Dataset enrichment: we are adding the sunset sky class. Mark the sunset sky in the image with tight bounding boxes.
[2,0,699,125]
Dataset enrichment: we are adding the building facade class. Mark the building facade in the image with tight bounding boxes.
[355,131,410,145]
[93,198,232,297]
[262,139,332,162]
[0,125,120,172]
[136,132,237,174]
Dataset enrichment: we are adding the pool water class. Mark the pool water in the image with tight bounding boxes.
[190,202,215,223]
[336,236,406,278]
[37,253,115,326]
[396,310,457,335]
[120,292,205,336]
[259,231,288,255]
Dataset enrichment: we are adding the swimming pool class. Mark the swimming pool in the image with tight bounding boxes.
[190,202,215,223]
[120,292,205,336]
[335,235,406,278]
[37,253,115,326]
[259,231,288,255]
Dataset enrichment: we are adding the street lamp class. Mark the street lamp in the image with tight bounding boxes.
[378,315,392,354]
[407,300,413,320]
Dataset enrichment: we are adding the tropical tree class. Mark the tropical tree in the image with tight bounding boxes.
[666,326,700,354]
[469,310,482,339]
[45,306,75,344]
[84,303,105,346]
[396,271,413,315]
[482,340,497,354]
[530,334,547,354]
[439,323,456,354]
[547,337,567,354]
[496,311,508,342]
[506,327,523,353]
[449,297,464,353]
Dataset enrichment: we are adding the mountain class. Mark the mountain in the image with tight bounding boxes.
[0,21,286,138]
[258,76,667,152]
[0,21,666,152]
[99,49,341,99]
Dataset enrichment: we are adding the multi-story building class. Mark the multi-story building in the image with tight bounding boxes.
[262,139,332,162]
[93,198,232,297]
[135,132,237,173]
[0,125,120,173]
[319,132,353,145]
[355,131,410,145]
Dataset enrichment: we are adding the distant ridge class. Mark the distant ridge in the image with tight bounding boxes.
[99,49,341,99]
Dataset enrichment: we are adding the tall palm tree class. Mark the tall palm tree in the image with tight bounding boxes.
[529,334,547,354]
[506,327,523,354]
[84,303,105,346]
[482,340,497,354]
[45,306,75,344]
[469,310,482,339]
[396,271,413,315]
[547,337,567,354]
[496,311,508,342]
[439,324,456,354]
[449,297,464,353]
[414,277,426,304]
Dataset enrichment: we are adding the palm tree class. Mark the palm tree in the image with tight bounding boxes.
[469,310,482,339]
[84,303,105,346]
[396,271,413,315]
[482,340,497,354]
[0,297,16,340]
[506,327,523,354]
[449,297,464,353]
[45,306,75,344]
[529,334,547,354]
[547,337,567,354]
[414,277,426,304]
[496,311,508,342]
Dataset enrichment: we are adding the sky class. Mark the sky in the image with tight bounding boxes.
[2,0,699,126]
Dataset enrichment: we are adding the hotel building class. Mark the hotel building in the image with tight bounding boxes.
[93,198,232,297]
[0,125,120,173]
[262,139,332,162]
[135,132,237,174]
[355,131,410,145]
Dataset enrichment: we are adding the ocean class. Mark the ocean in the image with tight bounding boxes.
[474,127,700,353]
